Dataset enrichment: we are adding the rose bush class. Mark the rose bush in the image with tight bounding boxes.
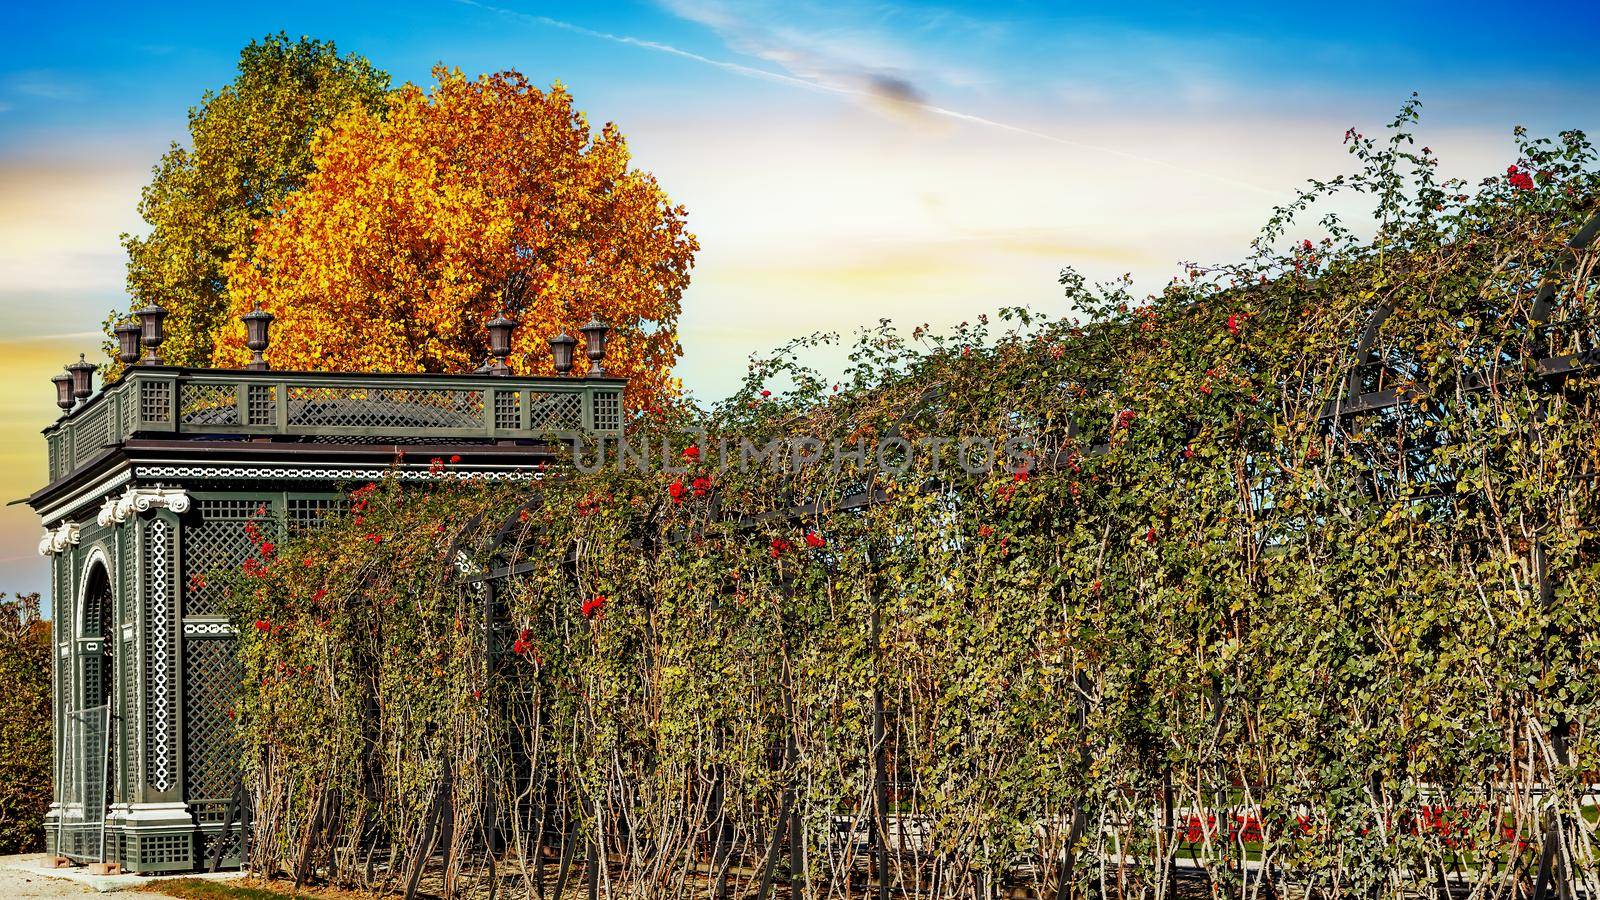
[224,108,1600,899]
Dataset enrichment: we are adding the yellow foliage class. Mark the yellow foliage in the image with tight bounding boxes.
[220,68,697,405]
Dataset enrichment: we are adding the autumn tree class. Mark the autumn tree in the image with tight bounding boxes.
[219,68,698,404]
[0,593,49,854]
[117,34,390,366]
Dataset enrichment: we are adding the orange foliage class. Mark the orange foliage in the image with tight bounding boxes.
[220,68,697,403]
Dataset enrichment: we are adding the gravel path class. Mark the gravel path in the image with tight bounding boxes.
[0,854,187,897]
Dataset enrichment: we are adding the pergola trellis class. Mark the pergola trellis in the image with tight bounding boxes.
[445,211,1600,900]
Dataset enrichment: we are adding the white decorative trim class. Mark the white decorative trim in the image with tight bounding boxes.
[182,620,236,637]
[97,487,191,527]
[147,518,173,793]
[134,464,537,482]
[78,640,101,653]
[38,523,80,557]
[36,467,133,527]
[59,644,70,658]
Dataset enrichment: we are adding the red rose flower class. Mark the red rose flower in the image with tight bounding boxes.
[682,444,700,461]
[260,541,276,557]
[668,480,686,502]
[581,595,607,618]
[1227,314,1241,336]
[1145,527,1157,545]
[692,476,712,497]
[449,454,462,464]
[253,619,271,633]
[760,389,771,398]
[769,538,793,558]
[367,533,383,543]
[805,531,825,549]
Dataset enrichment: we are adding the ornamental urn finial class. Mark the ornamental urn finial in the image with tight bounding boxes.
[114,320,142,366]
[137,303,167,365]
[579,318,610,377]
[242,303,274,371]
[487,314,517,376]
[66,354,96,403]
[548,331,577,376]
[51,372,73,413]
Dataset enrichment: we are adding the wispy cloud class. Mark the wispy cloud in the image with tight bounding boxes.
[4,69,88,102]
[655,0,936,112]
[451,0,1276,196]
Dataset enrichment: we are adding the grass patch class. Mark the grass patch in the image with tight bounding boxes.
[137,877,376,900]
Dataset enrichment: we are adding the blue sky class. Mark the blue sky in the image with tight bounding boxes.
[1,0,1595,593]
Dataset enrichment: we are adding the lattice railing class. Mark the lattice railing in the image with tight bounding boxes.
[286,384,485,429]
[179,383,239,426]
[44,369,624,481]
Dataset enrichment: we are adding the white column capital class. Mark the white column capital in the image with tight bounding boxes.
[96,487,191,527]
[37,522,80,557]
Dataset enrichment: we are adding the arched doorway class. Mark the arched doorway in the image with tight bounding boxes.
[79,562,113,708]
[60,558,115,861]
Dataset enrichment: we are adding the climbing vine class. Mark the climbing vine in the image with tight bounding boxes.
[224,109,1600,899]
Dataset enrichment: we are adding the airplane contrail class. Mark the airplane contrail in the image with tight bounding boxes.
[452,0,1278,197]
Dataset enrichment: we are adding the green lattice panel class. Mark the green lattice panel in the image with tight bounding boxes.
[184,499,275,616]
[286,385,484,429]
[120,528,134,621]
[183,637,239,805]
[128,832,193,872]
[494,391,521,430]
[121,638,135,803]
[140,380,172,423]
[530,392,583,430]
[287,497,343,534]
[179,383,239,426]
[246,384,276,426]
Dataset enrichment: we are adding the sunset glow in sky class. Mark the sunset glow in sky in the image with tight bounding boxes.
[2,0,1595,594]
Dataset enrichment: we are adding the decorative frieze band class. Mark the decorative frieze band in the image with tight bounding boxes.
[146,518,174,794]
[133,464,536,482]
[98,487,191,527]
